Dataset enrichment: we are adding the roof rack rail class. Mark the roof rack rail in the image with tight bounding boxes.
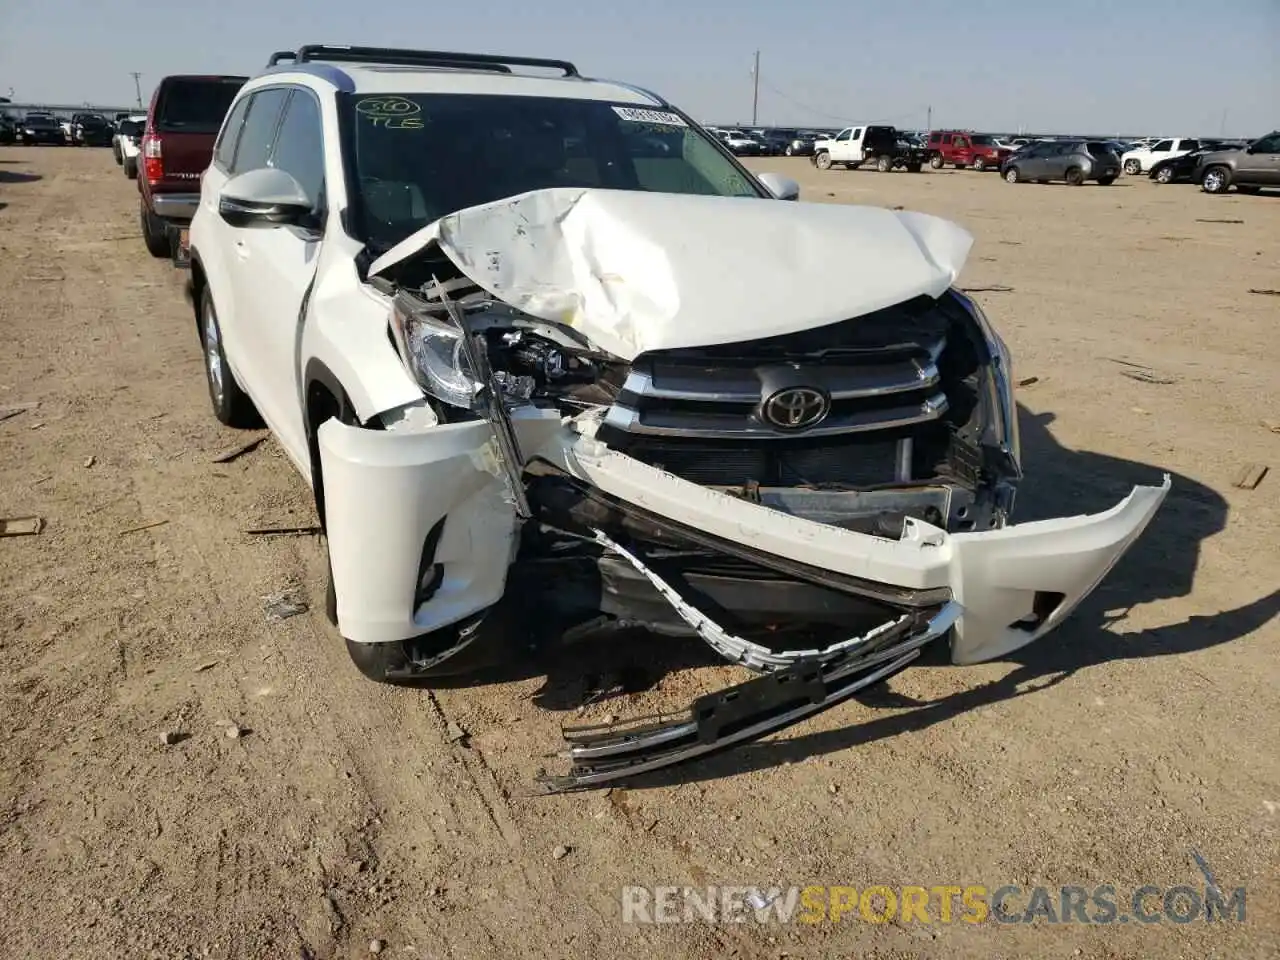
[288,44,579,77]
[267,51,296,66]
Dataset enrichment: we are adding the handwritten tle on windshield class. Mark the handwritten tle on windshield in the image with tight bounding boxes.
[355,97,424,129]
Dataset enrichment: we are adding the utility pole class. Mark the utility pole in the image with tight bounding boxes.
[926,104,932,134]
[751,50,760,126]
[130,72,143,109]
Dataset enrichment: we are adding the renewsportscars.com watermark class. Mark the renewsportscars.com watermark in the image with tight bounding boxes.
[621,884,1247,925]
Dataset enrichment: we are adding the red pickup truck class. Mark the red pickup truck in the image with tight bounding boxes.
[925,131,1011,171]
[138,74,246,258]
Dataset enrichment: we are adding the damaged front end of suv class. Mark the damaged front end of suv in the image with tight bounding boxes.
[318,187,1168,789]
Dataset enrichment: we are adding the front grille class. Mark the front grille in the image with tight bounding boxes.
[599,296,966,487]
[625,435,902,487]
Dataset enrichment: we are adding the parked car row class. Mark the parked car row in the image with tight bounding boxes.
[0,110,117,146]
[94,44,1167,795]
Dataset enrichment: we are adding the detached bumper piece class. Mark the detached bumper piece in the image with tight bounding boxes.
[537,601,959,792]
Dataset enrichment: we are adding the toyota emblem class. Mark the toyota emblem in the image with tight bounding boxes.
[762,387,830,430]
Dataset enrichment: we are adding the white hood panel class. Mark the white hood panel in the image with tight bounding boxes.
[369,188,973,360]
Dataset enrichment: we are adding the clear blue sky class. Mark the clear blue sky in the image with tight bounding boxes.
[2,0,1276,135]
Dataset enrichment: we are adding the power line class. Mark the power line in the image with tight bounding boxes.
[756,77,929,127]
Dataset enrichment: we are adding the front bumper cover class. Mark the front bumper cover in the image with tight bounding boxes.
[318,418,1168,783]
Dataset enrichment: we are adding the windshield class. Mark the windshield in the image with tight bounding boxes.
[347,93,762,251]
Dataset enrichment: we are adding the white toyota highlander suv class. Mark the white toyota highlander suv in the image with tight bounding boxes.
[188,44,1168,789]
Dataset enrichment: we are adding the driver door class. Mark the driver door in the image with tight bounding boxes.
[951,135,972,166]
[1237,133,1280,185]
[829,128,854,163]
[223,87,326,462]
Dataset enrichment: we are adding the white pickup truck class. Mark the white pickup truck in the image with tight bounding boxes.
[112,114,147,179]
[813,125,925,172]
[1121,138,1201,175]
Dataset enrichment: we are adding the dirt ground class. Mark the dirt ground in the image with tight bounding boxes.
[0,146,1277,960]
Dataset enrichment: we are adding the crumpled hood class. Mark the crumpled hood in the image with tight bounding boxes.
[369,187,973,361]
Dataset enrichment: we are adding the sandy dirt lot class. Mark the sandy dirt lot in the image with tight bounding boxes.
[1,146,1277,960]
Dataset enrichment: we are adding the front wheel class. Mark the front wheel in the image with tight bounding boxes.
[784,145,794,157]
[123,156,137,180]
[1154,166,1175,184]
[973,156,987,171]
[929,154,943,169]
[1123,159,1141,175]
[112,143,122,165]
[199,287,262,428]
[876,154,892,172]
[1064,166,1085,186]
[814,151,833,170]
[1004,166,1021,184]
[1201,166,1231,194]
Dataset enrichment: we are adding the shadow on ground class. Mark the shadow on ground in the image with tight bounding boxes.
[0,170,41,184]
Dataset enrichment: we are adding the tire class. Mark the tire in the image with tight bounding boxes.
[1123,159,1141,175]
[140,200,171,258]
[1200,166,1230,194]
[1065,167,1085,186]
[814,151,833,171]
[112,143,122,165]
[198,287,261,428]
[1004,166,1021,184]
[973,156,987,171]
[929,154,943,169]
[1097,175,1116,186]
[784,145,795,157]
[123,156,137,180]
[876,154,892,172]
[1154,166,1174,184]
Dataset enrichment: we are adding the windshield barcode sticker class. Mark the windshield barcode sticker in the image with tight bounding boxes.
[612,107,687,127]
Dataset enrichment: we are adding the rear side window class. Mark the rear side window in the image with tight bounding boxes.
[1182,139,1200,151]
[231,88,288,174]
[269,91,325,208]
[153,77,246,134]
[214,97,250,170]
[1086,142,1112,156]
[1152,139,1174,152]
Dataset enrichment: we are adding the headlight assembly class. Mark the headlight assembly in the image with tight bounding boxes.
[949,289,1021,470]
[390,292,534,411]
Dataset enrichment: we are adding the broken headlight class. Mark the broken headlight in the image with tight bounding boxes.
[950,289,1021,469]
[390,293,534,411]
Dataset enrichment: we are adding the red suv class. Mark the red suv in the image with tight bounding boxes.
[926,131,1010,171]
[138,75,247,258]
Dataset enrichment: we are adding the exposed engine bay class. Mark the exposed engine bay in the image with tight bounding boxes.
[318,187,1168,790]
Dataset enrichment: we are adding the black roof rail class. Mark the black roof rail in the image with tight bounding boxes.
[289,44,579,77]
[267,51,296,66]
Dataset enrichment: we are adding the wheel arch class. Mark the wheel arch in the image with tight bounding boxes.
[302,358,362,531]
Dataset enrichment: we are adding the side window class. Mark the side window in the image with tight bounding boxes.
[835,128,851,142]
[1152,139,1174,152]
[1252,134,1280,154]
[269,91,325,209]
[850,128,862,141]
[954,137,968,149]
[214,96,251,170]
[1182,139,1199,151]
[231,88,288,174]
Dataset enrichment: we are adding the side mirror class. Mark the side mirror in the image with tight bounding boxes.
[757,171,800,201]
[219,168,313,228]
